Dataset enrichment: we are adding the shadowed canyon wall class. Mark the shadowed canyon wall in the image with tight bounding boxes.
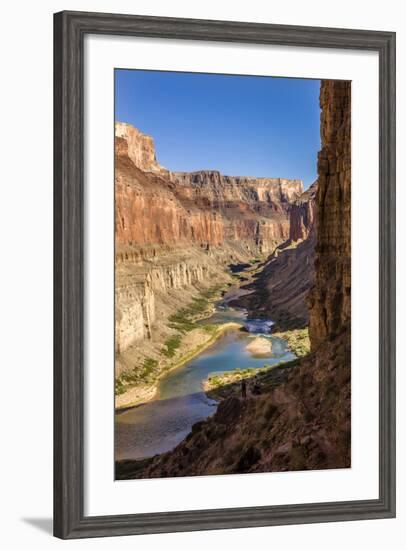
[289,182,317,242]
[232,181,317,329]
[308,81,351,350]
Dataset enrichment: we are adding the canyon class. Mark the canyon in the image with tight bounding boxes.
[232,180,317,329]
[115,121,309,407]
[116,79,351,477]
[115,122,303,256]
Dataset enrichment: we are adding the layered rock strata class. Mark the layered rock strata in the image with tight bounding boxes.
[115,122,304,368]
[289,182,317,242]
[115,121,170,177]
[232,182,317,329]
[115,124,303,256]
[308,81,351,350]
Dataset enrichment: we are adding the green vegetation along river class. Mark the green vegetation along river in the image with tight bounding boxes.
[115,299,295,461]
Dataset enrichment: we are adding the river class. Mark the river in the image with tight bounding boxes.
[115,296,295,461]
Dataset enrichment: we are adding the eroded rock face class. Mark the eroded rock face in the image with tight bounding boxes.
[289,182,317,241]
[309,81,351,350]
[232,181,317,329]
[115,122,304,360]
[115,260,210,352]
[115,123,303,255]
[115,152,224,248]
[115,122,170,176]
[171,171,303,204]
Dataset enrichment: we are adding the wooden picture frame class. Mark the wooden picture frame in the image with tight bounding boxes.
[54,10,396,539]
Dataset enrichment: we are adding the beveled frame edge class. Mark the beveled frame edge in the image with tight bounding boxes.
[53,10,396,539]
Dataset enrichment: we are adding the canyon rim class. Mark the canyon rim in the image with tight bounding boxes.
[113,71,351,479]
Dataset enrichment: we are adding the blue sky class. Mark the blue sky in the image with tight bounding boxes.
[115,70,321,189]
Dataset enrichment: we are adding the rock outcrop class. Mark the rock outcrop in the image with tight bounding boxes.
[115,258,211,353]
[115,121,170,176]
[289,182,317,242]
[115,149,224,249]
[171,171,303,204]
[308,81,351,350]
[232,181,317,329]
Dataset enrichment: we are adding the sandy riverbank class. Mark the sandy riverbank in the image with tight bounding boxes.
[245,336,273,357]
[115,321,242,410]
[200,328,309,402]
[203,357,300,401]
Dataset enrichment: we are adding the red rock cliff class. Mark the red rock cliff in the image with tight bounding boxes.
[289,182,317,242]
[309,81,351,350]
[115,123,303,257]
[115,121,170,176]
[115,146,224,249]
[232,182,317,329]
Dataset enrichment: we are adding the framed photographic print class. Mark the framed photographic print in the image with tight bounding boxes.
[54,10,396,539]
